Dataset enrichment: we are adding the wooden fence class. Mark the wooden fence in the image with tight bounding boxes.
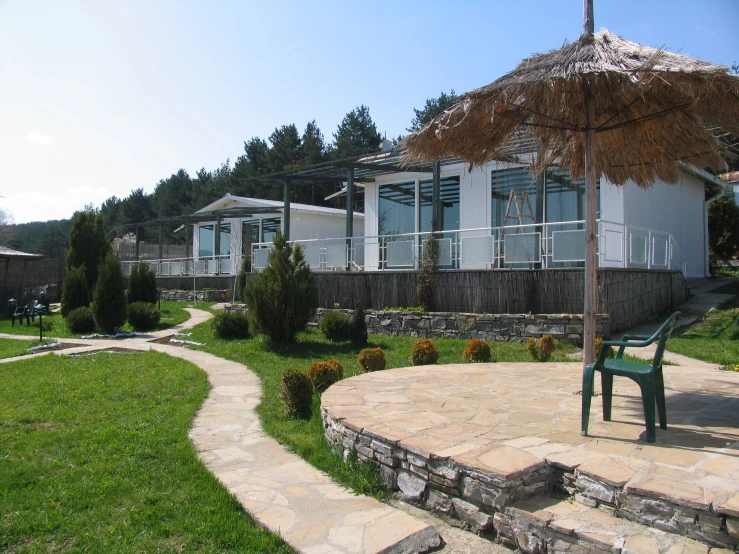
[0,257,65,307]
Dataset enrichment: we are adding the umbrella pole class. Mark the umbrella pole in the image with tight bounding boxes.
[583,83,597,367]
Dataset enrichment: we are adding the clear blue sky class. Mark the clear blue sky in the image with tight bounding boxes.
[1,0,737,223]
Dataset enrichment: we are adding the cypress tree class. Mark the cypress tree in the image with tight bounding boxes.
[60,265,90,317]
[94,253,128,334]
[127,262,158,304]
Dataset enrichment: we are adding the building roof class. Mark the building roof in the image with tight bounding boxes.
[197,194,364,219]
[719,171,739,184]
[0,246,44,260]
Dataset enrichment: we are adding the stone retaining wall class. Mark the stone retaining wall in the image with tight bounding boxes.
[160,289,228,302]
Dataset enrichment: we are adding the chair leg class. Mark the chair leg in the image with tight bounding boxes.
[654,366,667,430]
[601,373,613,421]
[640,380,657,443]
[581,365,596,437]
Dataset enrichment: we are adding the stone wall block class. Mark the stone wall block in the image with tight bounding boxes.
[426,489,452,514]
[397,470,426,502]
[452,498,495,532]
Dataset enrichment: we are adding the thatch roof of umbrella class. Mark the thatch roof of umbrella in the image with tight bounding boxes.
[402,29,739,187]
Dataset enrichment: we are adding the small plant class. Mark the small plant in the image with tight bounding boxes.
[358,348,386,373]
[411,339,439,366]
[463,338,491,363]
[349,302,368,348]
[415,234,439,312]
[127,301,161,332]
[382,306,423,312]
[594,337,615,360]
[307,361,340,393]
[211,311,250,339]
[31,319,53,332]
[66,306,97,334]
[94,254,128,334]
[527,334,558,362]
[325,359,344,380]
[61,265,90,317]
[126,262,158,304]
[280,367,313,419]
[320,311,351,342]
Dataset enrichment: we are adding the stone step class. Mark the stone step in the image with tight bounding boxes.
[497,495,735,554]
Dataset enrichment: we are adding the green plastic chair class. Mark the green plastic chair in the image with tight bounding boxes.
[581,311,680,443]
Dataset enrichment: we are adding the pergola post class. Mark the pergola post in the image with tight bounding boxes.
[158,224,163,275]
[283,180,291,241]
[19,260,27,303]
[432,159,441,233]
[215,216,221,274]
[346,168,354,270]
[135,227,140,260]
[185,218,190,258]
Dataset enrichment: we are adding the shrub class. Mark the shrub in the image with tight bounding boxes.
[61,265,90,317]
[31,319,53,332]
[307,361,340,393]
[127,301,161,331]
[66,306,97,334]
[463,338,491,363]
[320,311,351,342]
[211,311,250,339]
[411,339,439,366]
[65,210,111,296]
[527,334,558,362]
[127,262,158,304]
[594,337,615,360]
[235,258,248,301]
[358,348,386,373]
[349,302,368,348]
[243,232,318,343]
[326,359,344,380]
[94,253,128,334]
[280,367,313,419]
[415,235,439,312]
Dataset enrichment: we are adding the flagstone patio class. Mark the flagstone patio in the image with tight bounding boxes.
[321,362,739,551]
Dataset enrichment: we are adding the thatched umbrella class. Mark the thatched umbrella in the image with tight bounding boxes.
[403,1,739,364]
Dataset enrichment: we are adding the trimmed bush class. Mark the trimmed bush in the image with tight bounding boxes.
[349,302,368,348]
[325,359,344,380]
[127,262,158,304]
[61,265,90,317]
[127,301,161,331]
[94,253,127,334]
[527,334,558,362]
[211,311,250,339]
[243,232,318,343]
[594,337,615,360]
[307,361,339,393]
[358,348,386,373]
[411,339,439,366]
[66,306,97,334]
[31,319,53,332]
[320,311,351,342]
[280,367,313,419]
[463,338,491,363]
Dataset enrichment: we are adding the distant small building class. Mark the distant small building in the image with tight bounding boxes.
[719,171,739,205]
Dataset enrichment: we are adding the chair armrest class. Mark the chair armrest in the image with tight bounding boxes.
[604,338,654,360]
[622,334,650,341]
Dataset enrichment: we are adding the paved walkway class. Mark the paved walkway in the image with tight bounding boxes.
[0,309,441,554]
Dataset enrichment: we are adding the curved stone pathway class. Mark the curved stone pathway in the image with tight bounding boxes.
[0,309,441,554]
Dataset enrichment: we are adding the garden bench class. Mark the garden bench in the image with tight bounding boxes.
[581,311,680,443]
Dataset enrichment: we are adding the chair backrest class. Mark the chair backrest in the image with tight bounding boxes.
[651,311,680,372]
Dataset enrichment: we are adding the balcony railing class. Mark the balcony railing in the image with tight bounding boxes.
[121,255,236,278]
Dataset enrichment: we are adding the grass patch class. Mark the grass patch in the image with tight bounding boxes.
[711,266,739,278]
[0,337,52,359]
[186,325,576,498]
[669,289,739,369]
[708,279,739,296]
[0,351,291,553]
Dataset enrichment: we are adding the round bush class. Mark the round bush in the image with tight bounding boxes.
[307,361,340,393]
[280,367,314,419]
[320,311,351,342]
[594,337,615,360]
[325,359,344,380]
[358,348,386,373]
[463,338,491,363]
[66,306,97,334]
[127,301,161,332]
[527,334,558,362]
[211,311,250,339]
[411,339,439,366]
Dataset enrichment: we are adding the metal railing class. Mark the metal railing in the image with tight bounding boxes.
[121,255,237,278]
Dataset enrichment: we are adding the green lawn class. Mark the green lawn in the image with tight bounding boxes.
[668,279,739,369]
[186,323,577,498]
[0,337,51,359]
[0,351,292,554]
[0,301,193,339]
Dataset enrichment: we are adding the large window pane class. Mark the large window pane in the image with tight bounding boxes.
[491,168,540,228]
[419,177,461,233]
[242,220,259,254]
[198,225,213,257]
[262,218,281,242]
[379,182,415,236]
[219,223,231,256]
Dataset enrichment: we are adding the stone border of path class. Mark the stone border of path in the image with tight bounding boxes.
[0,309,441,554]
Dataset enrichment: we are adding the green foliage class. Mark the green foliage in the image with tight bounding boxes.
[332,105,383,158]
[66,306,97,334]
[325,359,344,380]
[280,367,313,419]
[358,347,387,373]
[527,334,558,362]
[320,311,352,342]
[594,336,615,360]
[416,235,439,312]
[709,195,739,266]
[410,339,439,366]
[93,254,127,334]
[66,210,111,292]
[463,338,492,363]
[60,265,90,317]
[382,306,423,312]
[30,319,53,332]
[407,90,459,133]
[307,361,340,393]
[235,258,248,300]
[243,232,318,343]
[127,262,158,304]
[349,302,368,348]
[127,302,161,332]
[211,311,250,339]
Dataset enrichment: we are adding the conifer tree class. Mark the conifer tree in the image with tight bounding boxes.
[61,265,90,317]
[94,253,128,334]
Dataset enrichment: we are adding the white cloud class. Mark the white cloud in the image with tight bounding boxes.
[25,132,54,146]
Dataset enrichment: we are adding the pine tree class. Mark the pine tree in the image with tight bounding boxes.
[349,302,368,348]
[332,105,383,158]
[94,253,128,334]
[61,265,90,317]
[407,90,459,133]
[66,210,111,293]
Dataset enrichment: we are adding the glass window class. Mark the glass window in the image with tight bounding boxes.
[419,176,461,233]
[198,225,213,257]
[545,169,600,223]
[261,218,281,242]
[242,219,259,254]
[218,223,231,256]
[491,167,539,228]
[378,182,415,236]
